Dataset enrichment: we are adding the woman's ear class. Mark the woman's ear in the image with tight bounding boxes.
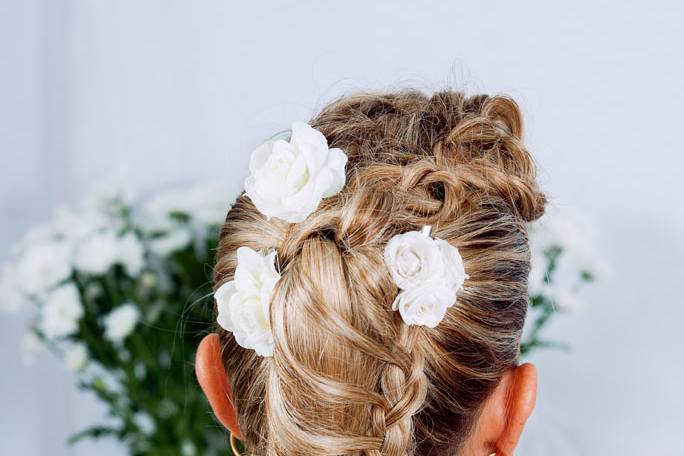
[195,333,242,439]
[472,363,538,456]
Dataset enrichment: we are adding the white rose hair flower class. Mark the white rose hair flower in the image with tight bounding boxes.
[214,246,279,357]
[384,226,469,327]
[384,230,444,290]
[391,286,454,328]
[244,122,347,223]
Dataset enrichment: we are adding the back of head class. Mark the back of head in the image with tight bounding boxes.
[214,90,546,455]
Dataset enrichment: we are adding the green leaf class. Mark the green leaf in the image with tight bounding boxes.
[68,425,120,445]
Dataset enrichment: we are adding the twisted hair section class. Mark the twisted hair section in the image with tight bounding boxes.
[214,90,545,455]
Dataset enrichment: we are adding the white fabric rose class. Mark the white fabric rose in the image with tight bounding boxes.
[40,283,84,338]
[244,122,347,223]
[384,231,445,290]
[384,229,469,328]
[215,246,279,357]
[104,303,140,343]
[391,285,453,328]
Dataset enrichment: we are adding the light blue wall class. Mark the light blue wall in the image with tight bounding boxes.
[1,1,683,454]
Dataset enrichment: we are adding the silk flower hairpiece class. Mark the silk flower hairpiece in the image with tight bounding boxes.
[214,124,468,356]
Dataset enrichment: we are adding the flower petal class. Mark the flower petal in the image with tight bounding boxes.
[435,239,469,295]
[393,285,453,328]
[235,246,267,292]
[248,140,276,174]
[290,122,329,170]
[215,280,237,332]
[321,147,348,197]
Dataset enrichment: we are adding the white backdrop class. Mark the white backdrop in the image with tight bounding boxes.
[2,1,683,454]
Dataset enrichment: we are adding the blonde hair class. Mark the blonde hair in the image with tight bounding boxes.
[213,90,546,456]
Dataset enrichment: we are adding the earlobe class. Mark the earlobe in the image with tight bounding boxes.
[496,363,537,455]
[195,333,242,439]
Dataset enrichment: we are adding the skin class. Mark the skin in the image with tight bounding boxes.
[196,333,537,455]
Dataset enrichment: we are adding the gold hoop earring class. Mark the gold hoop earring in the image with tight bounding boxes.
[230,432,242,455]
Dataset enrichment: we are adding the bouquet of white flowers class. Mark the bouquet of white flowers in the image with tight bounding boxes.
[522,213,608,354]
[1,182,232,455]
[0,182,604,455]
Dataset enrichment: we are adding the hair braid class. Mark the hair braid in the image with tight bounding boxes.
[374,325,428,456]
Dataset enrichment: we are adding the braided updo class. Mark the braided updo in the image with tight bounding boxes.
[213,90,546,456]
